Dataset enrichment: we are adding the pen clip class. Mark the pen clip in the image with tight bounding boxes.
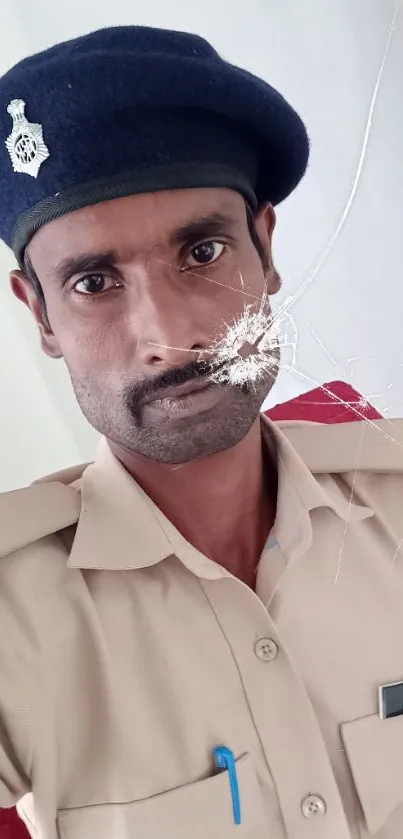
[213,746,242,825]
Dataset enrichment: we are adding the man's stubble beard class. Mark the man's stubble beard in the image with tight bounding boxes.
[69,356,279,465]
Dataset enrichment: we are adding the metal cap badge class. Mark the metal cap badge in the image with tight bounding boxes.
[5,99,49,178]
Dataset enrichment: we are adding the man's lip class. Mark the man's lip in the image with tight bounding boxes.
[144,380,213,404]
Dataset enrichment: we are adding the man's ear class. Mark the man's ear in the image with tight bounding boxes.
[254,203,281,294]
[9,270,63,358]
[255,202,276,242]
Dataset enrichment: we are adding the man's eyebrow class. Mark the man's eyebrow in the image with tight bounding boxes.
[53,250,120,286]
[52,212,237,285]
[169,211,238,247]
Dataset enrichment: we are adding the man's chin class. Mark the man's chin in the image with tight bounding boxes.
[129,395,263,464]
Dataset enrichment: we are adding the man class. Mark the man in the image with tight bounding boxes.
[0,24,402,839]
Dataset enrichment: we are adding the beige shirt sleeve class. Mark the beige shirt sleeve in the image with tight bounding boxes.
[0,556,33,807]
[0,732,31,807]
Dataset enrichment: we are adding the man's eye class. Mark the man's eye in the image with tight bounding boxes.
[186,241,225,268]
[73,274,117,295]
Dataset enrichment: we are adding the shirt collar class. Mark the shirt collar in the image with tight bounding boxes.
[67,435,228,577]
[260,415,373,561]
[68,415,373,573]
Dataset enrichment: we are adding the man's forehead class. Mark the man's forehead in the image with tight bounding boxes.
[27,187,244,268]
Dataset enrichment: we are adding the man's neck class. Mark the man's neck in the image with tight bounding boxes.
[109,415,277,589]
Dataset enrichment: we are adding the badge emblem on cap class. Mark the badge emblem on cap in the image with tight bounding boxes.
[5,99,49,178]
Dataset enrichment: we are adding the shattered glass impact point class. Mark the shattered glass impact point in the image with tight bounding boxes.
[205,300,297,389]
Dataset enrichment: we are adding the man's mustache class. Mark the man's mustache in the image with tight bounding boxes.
[125,358,219,411]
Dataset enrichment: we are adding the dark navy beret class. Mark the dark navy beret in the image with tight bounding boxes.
[0,25,309,267]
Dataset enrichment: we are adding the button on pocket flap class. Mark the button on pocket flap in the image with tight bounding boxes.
[341,713,403,834]
[58,753,269,839]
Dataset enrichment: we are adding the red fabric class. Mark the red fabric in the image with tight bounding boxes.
[264,380,382,423]
[0,381,382,838]
[0,807,28,839]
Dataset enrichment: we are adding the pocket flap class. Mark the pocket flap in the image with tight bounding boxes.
[341,713,403,833]
[58,753,269,838]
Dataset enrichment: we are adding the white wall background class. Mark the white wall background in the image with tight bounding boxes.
[0,0,402,490]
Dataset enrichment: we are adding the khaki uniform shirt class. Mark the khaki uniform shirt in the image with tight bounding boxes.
[1,415,403,839]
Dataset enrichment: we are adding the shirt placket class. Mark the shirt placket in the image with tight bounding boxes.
[200,574,352,839]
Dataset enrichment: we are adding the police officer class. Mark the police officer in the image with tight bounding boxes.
[0,24,403,839]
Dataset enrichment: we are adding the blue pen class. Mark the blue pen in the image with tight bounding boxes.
[213,746,242,825]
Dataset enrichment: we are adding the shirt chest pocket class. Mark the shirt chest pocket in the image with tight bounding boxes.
[57,753,271,839]
[341,712,403,834]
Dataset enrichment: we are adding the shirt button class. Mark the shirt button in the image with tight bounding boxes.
[254,638,278,661]
[301,795,327,819]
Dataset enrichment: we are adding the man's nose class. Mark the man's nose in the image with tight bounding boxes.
[142,331,206,369]
[134,265,211,370]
